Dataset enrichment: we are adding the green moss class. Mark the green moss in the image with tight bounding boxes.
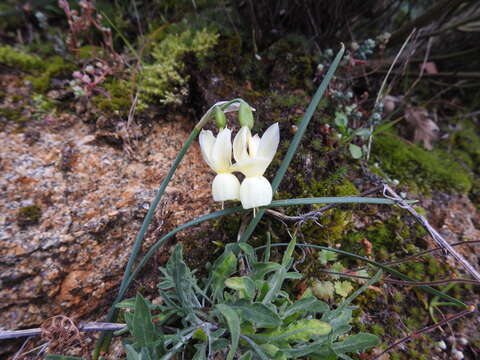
[93,79,133,115]
[372,133,472,194]
[27,56,75,93]
[279,168,358,246]
[450,120,480,173]
[0,108,27,123]
[0,45,44,72]
[139,28,219,107]
[371,324,385,337]
[17,205,42,227]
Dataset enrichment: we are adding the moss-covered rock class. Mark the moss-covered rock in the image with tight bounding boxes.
[92,79,133,115]
[372,133,472,194]
[0,45,44,72]
[27,56,75,93]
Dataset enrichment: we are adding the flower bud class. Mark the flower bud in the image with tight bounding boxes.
[239,102,254,129]
[214,106,226,129]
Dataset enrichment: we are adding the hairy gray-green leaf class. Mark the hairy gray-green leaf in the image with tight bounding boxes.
[332,333,380,354]
[232,300,281,328]
[282,297,329,319]
[250,262,282,281]
[262,266,287,304]
[216,304,240,360]
[225,276,256,300]
[132,293,157,347]
[210,251,238,300]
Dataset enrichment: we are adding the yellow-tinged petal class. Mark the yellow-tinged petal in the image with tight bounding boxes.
[199,129,216,170]
[233,126,251,163]
[212,173,240,201]
[230,158,271,177]
[257,123,279,163]
[211,127,232,172]
[239,176,273,209]
[248,134,261,158]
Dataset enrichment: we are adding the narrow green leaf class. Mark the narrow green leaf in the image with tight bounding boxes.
[332,333,380,354]
[232,300,282,328]
[132,293,157,347]
[282,237,297,267]
[216,304,240,360]
[283,297,329,319]
[171,245,196,312]
[262,266,287,304]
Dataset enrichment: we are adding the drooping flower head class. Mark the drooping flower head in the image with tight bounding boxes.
[199,127,240,202]
[232,123,280,209]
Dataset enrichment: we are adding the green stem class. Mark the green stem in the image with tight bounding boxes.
[254,243,467,308]
[238,44,346,243]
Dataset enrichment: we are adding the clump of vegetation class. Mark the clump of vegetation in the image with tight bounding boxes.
[27,56,75,93]
[139,28,219,107]
[118,238,380,359]
[0,45,44,72]
[17,205,42,227]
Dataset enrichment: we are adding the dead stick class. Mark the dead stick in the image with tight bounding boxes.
[383,184,480,281]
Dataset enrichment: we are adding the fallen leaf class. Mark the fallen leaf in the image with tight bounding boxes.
[405,106,439,150]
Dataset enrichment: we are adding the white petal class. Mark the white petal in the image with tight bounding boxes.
[233,126,251,163]
[231,158,271,177]
[199,129,215,169]
[211,127,232,172]
[239,176,273,209]
[248,134,261,158]
[257,123,280,163]
[212,173,240,201]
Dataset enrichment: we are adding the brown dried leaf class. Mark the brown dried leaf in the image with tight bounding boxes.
[404,106,439,150]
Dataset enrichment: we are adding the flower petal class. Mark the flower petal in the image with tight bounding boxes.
[233,126,251,163]
[239,176,273,209]
[231,158,271,177]
[248,134,261,158]
[212,173,240,201]
[211,127,232,172]
[257,123,280,163]
[199,129,216,170]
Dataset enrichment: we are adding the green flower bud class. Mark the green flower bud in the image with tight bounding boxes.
[239,102,254,129]
[214,106,226,129]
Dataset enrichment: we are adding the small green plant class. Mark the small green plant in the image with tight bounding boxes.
[117,238,380,359]
[139,28,219,107]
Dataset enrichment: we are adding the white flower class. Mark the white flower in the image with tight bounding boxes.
[199,128,240,202]
[232,123,280,209]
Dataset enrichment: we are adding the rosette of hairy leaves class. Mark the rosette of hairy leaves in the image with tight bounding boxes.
[117,238,380,359]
